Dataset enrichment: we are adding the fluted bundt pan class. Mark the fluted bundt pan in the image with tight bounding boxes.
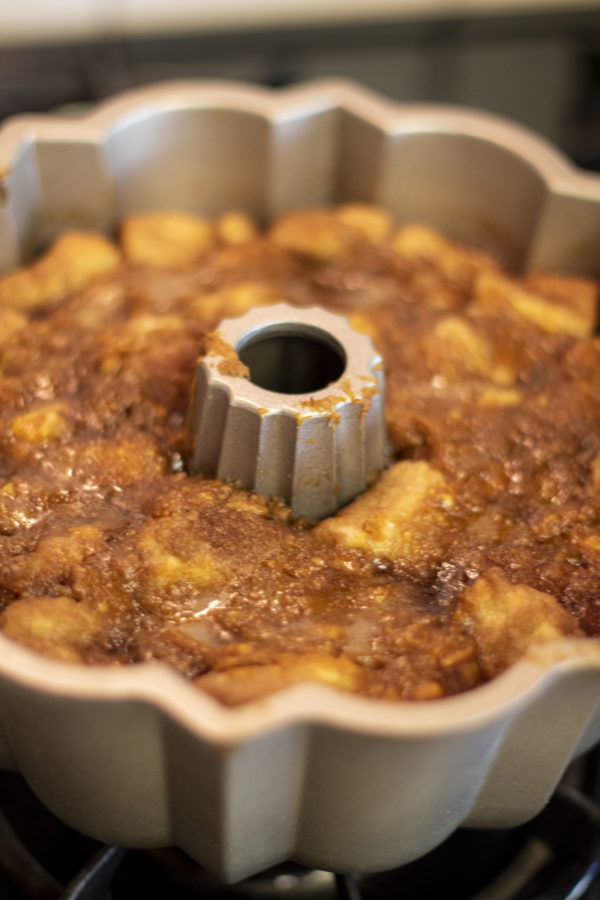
[0,80,600,883]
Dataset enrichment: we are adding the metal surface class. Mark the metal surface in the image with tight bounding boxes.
[0,80,599,883]
[0,770,599,899]
[188,303,386,520]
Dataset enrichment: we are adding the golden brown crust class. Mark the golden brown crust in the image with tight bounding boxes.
[0,206,598,705]
[453,568,583,678]
[313,460,455,569]
[0,232,120,313]
[121,212,215,267]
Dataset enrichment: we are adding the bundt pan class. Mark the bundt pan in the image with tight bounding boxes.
[0,80,600,884]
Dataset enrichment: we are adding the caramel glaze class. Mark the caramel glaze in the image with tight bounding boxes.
[0,208,598,706]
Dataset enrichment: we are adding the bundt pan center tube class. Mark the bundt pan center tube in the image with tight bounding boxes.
[188,303,386,520]
[0,80,599,883]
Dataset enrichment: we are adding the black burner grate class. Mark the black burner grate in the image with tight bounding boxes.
[0,752,599,900]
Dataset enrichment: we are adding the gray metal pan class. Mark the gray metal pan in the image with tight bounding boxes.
[0,80,599,883]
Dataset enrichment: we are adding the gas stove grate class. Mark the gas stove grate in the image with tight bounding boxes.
[0,764,599,900]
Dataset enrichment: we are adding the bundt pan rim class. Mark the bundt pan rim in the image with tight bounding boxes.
[0,630,598,741]
[3,77,600,272]
[1,79,600,881]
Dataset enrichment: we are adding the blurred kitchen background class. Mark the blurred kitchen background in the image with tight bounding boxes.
[0,0,599,168]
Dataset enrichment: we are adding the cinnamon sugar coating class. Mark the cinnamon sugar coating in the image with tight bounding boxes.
[0,206,597,706]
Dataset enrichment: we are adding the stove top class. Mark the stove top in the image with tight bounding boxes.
[0,749,599,900]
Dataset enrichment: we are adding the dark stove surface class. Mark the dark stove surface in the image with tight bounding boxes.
[0,751,599,900]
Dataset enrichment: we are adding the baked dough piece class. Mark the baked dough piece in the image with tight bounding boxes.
[121,212,215,267]
[0,232,120,313]
[473,269,597,337]
[453,568,583,678]
[1,595,106,663]
[196,652,365,706]
[270,204,393,261]
[390,224,497,291]
[313,460,455,572]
